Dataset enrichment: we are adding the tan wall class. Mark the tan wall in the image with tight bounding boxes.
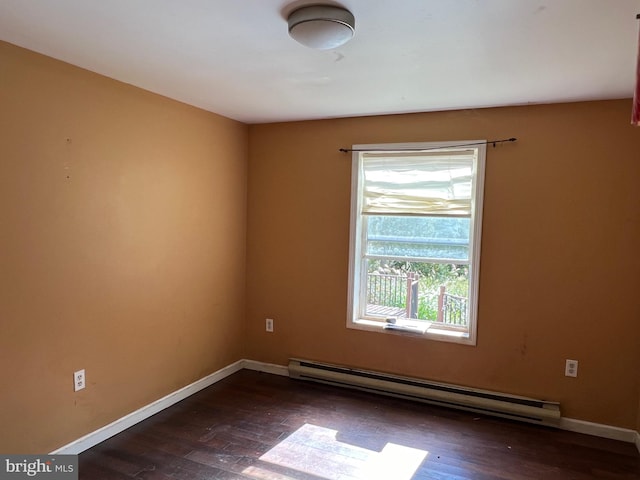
[0,42,248,453]
[246,100,640,429]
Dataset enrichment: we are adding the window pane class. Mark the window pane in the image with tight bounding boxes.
[366,215,470,260]
[365,259,469,326]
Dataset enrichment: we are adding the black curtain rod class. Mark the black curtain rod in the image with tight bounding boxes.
[339,137,517,153]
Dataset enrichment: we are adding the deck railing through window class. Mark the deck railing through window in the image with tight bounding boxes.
[437,286,468,326]
[367,274,468,326]
[366,272,419,318]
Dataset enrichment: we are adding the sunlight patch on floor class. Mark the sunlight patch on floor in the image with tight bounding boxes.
[242,423,428,480]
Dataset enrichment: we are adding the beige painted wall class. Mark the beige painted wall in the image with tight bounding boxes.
[0,42,248,453]
[246,100,640,429]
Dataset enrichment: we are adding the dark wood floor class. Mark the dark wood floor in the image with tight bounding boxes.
[79,370,640,480]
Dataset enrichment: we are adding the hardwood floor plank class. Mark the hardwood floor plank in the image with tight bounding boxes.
[79,370,640,479]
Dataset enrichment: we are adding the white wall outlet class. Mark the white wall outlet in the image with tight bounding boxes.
[74,369,86,391]
[266,318,274,332]
[565,359,578,378]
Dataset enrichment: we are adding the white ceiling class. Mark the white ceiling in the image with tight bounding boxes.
[1,0,638,124]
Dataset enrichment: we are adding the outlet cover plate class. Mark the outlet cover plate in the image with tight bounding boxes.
[74,369,86,391]
[565,359,578,377]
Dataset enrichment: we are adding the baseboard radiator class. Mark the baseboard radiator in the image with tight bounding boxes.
[289,359,561,427]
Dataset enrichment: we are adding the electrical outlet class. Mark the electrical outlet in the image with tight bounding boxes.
[565,359,578,378]
[74,369,86,391]
[266,318,274,332]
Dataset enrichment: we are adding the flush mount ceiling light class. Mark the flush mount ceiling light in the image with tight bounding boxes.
[288,5,355,50]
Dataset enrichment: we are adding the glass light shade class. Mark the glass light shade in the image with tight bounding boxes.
[288,6,355,50]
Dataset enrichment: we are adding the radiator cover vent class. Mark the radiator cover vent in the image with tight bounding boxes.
[288,359,560,426]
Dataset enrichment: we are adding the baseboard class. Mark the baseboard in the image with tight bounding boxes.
[50,359,245,454]
[559,417,638,443]
[50,359,638,455]
[242,359,289,377]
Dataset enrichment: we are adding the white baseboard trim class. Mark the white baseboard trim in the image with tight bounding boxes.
[242,359,288,377]
[50,359,245,454]
[50,359,638,455]
[559,417,638,443]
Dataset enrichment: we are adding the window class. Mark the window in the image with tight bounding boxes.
[347,141,486,344]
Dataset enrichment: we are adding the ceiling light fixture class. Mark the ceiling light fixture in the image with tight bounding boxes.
[288,5,355,50]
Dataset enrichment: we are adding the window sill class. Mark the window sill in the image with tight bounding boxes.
[348,318,476,345]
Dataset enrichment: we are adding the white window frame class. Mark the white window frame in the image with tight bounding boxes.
[346,141,486,345]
